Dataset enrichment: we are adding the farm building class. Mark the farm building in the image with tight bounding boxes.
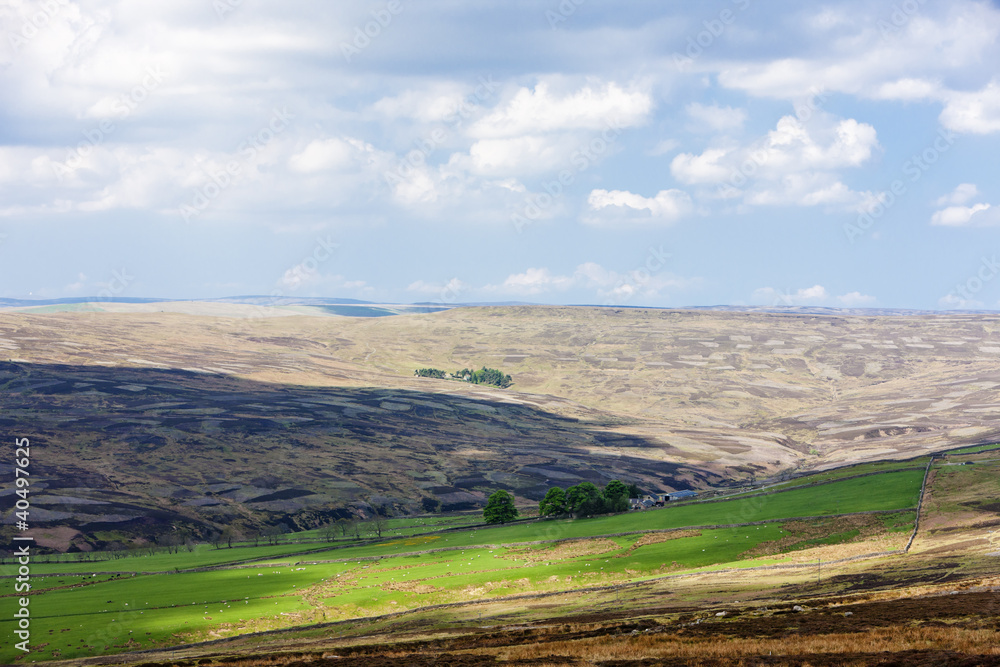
[631,490,697,508]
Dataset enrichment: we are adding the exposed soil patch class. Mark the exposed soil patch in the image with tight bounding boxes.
[501,539,623,564]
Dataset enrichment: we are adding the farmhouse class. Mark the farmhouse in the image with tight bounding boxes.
[631,489,698,508]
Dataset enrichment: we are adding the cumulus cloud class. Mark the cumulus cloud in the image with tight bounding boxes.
[484,262,696,303]
[670,114,880,210]
[717,4,1000,103]
[939,79,1000,134]
[288,138,359,173]
[464,135,581,176]
[278,268,368,294]
[468,81,652,139]
[936,183,979,206]
[929,184,1000,226]
[837,291,876,306]
[583,188,693,226]
[939,293,984,309]
[670,148,733,185]
[931,203,1000,227]
[713,3,1000,136]
[751,285,874,307]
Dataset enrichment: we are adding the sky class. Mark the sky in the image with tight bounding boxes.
[1,0,1000,309]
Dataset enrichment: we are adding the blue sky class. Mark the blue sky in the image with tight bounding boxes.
[2,0,1000,309]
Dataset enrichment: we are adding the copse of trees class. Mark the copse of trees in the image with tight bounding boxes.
[454,367,513,388]
[538,479,640,518]
[413,366,513,388]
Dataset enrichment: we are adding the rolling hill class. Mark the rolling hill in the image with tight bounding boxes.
[3,305,1000,546]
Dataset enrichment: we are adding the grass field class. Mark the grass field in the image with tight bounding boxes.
[939,442,1000,457]
[0,467,925,662]
[716,458,930,498]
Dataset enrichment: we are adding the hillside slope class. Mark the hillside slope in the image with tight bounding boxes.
[2,306,999,544]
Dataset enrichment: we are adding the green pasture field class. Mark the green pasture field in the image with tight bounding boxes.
[0,469,924,662]
[292,512,484,541]
[19,542,336,576]
[268,469,925,561]
[938,442,1000,457]
[717,458,930,498]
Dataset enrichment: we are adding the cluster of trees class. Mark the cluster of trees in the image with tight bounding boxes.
[539,480,641,518]
[413,366,513,388]
[454,367,513,388]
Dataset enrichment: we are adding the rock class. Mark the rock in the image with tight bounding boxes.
[844,611,853,617]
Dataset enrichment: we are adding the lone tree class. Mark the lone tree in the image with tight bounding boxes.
[483,490,518,524]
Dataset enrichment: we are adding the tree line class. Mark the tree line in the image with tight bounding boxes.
[480,480,642,525]
[539,480,641,518]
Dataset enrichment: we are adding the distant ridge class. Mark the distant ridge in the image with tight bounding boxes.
[0,296,170,307]
[1,297,996,316]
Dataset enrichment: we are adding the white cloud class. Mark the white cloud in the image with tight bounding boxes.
[871,77,941,101]
[670,148,733,185]
[936,183,979,206]
[65,273,87,292]
[469,80,652,139]
[939,79,1000,134]
[713,3,1000,136]
[837,291,876,306]
[751,285,828,305]
[939,293,984,309]
[717,5,1000,102]
[583,188,693,226]
[490,267,575,295]
[752,285,878,307]
[485,263,696,302]
[288,138,357,173]
[929,183,1000,227]
[278,268,368,294]
[930,203,999,227]
[686,103,746,132]
[371,87,469,124]
[464,135,580,176]
[671,114,880,210]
